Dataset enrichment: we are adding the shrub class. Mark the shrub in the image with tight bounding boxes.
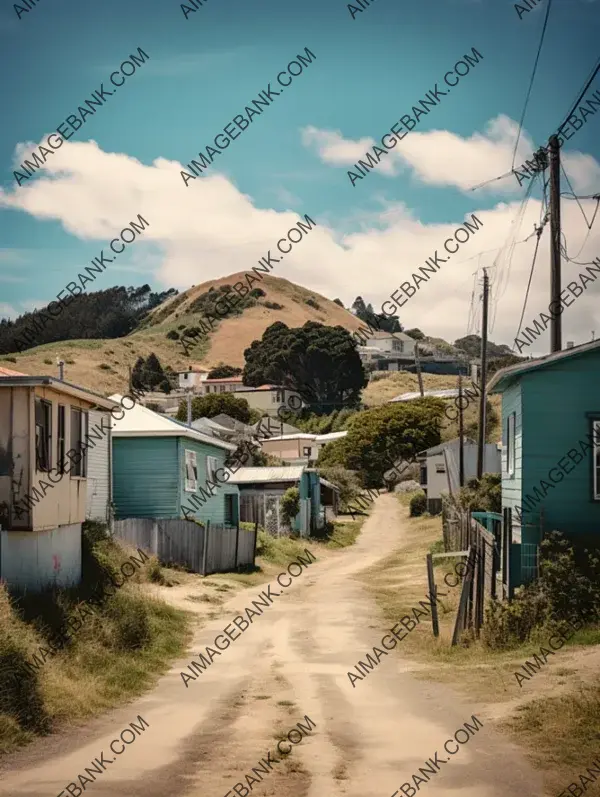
[317,465,362,512]
[482,531,600,649]
[250,288,266,298]
[98,363,111,370]
[280,487,300,525]
[456,473,501,513]
[3,357,17,363]
[43,358,52,365]
[145,402,164,413]
[264,301,284,310]
[178,324,186,330]
[305,297,321,310]
[166,330,180,340]
[409,491,427,517]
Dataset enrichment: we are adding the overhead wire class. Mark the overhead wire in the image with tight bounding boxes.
[513,219,546,348]
[511,0,554,170]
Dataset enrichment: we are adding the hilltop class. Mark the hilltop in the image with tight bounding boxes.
[0,273,376,395]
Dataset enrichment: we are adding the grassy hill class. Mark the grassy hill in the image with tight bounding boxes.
[1,273,376,395]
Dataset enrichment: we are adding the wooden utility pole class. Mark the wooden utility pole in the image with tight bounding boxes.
[549,134,562,353]
[477,269,489,479]
[415,342,424,397]
[458,373,465,488]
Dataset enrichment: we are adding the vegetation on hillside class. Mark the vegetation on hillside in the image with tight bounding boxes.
[0,285,177,354]
[207,363,243,379]
[293,407,358,434]
[351,296,402,334]
[132,353,174,393]
[243,321,367,411]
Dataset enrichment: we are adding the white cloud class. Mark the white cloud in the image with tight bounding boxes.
[1,136,599,355]
[301,115,600,195]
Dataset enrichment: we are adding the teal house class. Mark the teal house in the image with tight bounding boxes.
[109,396,240,525]
[488,340,600,592]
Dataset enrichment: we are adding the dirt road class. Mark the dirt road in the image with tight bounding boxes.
[0,495,546,797]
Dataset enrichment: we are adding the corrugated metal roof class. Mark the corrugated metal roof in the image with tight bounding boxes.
[228,466,305,484]
[389,389,460,403]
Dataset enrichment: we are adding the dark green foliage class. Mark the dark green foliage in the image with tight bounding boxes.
[189,284,256,318]
[487,353,529,376]
[0,285,178,354]
[333,298,344,308]
[2,356,17,363]
[175,393,252,424]
[317,398,444,488]
[483,532,600,649]
[281,487,300,525]
[317,465,362,512]
[132,353,169,393]
[207,363,242,379]
[250,288,266,298]
[264,301,284,310]
[243,321,367,412]
[405,328,425,340]
[453,334,514,360]
[178,324,186,330]
[98,363,111,371]
[305,297,321,310]
[295,408,358,434]
[351,295,401,334]
[409,491,427,516]
[456,473,501,513]
[166,330,180,340]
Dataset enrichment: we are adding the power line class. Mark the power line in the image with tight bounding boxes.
[513,220,547,348]
[511,0,554,170]
[557,56,600,134]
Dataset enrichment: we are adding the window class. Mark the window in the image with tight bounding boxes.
[392,340,401,351]
[506,412,516,477]
[183,372,188,380]
[594,420,600,500]
[224,494,236,525]
[184,450,198,491]
[69,408,88,477]
[57,405,66,474]
[276,390,283,403]
[303,446,312,457]
[35,399,52,472]
[206,456,218,483]
[220,385,226,394]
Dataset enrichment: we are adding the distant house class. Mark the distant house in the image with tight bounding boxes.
[363,331,417,357]
[259,431,347,465]
[201,376,246,395]
[417,437,501,514]
[488,339,600,589]
[228,466,338,536]
[109,396,240,526]
[0,369,116,591]
[177,365,209,392]
[233,385,304,417]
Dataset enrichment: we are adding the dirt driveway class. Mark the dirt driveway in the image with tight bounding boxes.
[0,495,546,797]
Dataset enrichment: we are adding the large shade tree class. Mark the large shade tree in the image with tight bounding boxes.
[243,321,367,412]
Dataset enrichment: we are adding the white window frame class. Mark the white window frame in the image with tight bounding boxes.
[184,449,198,492]
[506,412,516,477]
[206,455,218,483]
[593,420,600,500]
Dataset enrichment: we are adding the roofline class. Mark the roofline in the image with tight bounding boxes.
[0,376,118,410]
[112,428,238,450]
[488,338,600,392]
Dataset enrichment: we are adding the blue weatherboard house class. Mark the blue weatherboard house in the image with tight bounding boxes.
[109,396,240,525]
[488,340,600,590]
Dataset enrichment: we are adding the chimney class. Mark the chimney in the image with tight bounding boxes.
[56,358,65,380]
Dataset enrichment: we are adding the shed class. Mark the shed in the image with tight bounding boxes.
[488,339,600,590]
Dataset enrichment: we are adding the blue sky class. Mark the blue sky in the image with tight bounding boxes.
[1,0,599,354]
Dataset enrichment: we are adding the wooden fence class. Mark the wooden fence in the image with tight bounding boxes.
[113,518,257,575]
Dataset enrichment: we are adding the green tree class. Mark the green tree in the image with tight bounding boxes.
[207,363,243,379]
[405,328,425,340]
[317,398,444,488]
[243,321,367,411]
[176,393,252,424]
[281,487,300,525]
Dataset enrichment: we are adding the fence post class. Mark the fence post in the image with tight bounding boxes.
[426,553,439,637]
[202,520,210,576]
[234,523,240,570]
[252,519,259,568]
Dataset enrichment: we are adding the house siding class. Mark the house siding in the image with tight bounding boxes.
[500,381,523,535]
[86,409,111,523]
[176,437,239,525]
[521,351,600,536]
[112,437,180,518]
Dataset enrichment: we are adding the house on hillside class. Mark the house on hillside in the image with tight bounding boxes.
[201,376,246,394]
[259,431,347,465]
[177,365,209,392]
[109,396,241,526]
[233,385,304,417]
[488,339,600,592]
[0,368,117,591]
[228,466,339,536]
[417,437,501,514]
